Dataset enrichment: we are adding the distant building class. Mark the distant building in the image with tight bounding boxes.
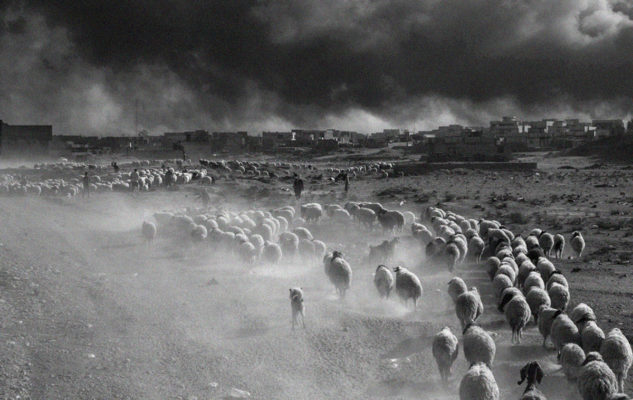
[490,116,529,150]
[211,131,247,153]
[427,128,511,161]
[163,130,210,144]
[592,119,625,138]
[0,120,53,156]
[292,129,324,146]
[262,131,293,151]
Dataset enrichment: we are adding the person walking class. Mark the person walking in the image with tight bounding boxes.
[293,174,304,201]
[82,172,91,199]
[130,168,140,192]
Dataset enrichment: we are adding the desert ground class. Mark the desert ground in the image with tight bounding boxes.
[0,152,632,399]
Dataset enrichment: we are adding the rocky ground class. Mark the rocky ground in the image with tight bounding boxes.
[0,152,631,399]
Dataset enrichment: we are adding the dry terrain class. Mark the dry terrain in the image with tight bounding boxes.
[0,153,632,399]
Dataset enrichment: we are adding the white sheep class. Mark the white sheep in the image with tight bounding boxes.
[289,287,305,330]
[546,270,569,290]
[570,231,585,259]
[313,240,326,260]
[356,207,377,229]
[492,273,513,300]
[525,287,551,323]
[456,287,484,330]
[262,242,283,264]
[324,251,352,299]
[374,265,395,299]
[560,343,586,383]
[536,257,556,282]
[523,271,545,295]
[393,266,423,308]
[498,291,531,344]
[142,221,157,242]
[468,236,485,263]
[600,328,633,393]
[279,232,299,257]
[577,352,619,400]
[537,306,561,348]
[551,313,582,356]
[539,232,555,256]
[300,203,323,223]
[553,234,565,259]
[571,303,597,328]
[485,257,501,281]
[448,277,468,304]
[459,362,500,400]
[548,283,570,311]
[432,326,459,385]
[463,324,496,368]
[580,320,605,354]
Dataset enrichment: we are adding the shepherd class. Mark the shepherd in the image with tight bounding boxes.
[293,174,304,200]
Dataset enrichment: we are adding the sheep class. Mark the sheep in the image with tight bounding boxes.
[293,227,313,240]
[356,207,377,229]
[536,257,556,282]
[546,270,569,290]
[580,320,605,353]
[300,203,323,223]
[393,266,423,308]
[570,231,585,258]
[468,236,485,263]
[517,361,546,400]
[463,323,496,368]
[495,263,517,285]
[485,257,501,281]
[518,260,537,288]
[376,209,405,232]
[600,328,633,393]
[448,277,468,304]
[191,224,208,242]
[262,242,283,264]
[456,287,484,330]
[323,251,352,299]
[578,352,619,400]
[526,235,540,250]
[289,288,305,330]
[560,343,586,383]
[432,327,459,385]
[445,242,461,272]
[368,237,398,263]
[571,303,597,328]
[498,291,531,344]
[548,283,570,311]
[239,241,258,264]
[553,234,565,259]
[142,221,157,242]
[313,240,326,260]
[459,362,500,400]
[525,287,551,323]
[374,265,395,299]
[298,239,316,262]
[523,271,545,295]
[492,273,513,300]
[279,232,299,257]
[551,313,582,356]
[539,232,555,256]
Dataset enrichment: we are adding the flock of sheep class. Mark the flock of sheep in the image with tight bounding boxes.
[139,190,631,400]
[0,158,396,198]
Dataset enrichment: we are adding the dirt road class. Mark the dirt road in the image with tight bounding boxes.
[0,162,631,399]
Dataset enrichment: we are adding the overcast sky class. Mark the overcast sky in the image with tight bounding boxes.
[1,0,633,135]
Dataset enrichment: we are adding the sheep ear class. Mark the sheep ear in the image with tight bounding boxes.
[517,365,527,385]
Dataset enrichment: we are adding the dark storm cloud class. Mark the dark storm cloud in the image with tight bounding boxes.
[1,0,633,133]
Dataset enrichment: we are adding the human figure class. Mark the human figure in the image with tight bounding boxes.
[165,168,174,188]
[82,172,90,198]
[293,174,304,200]
[130,168,139,192]
[344,173,349,194]
[111,161,119,173]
